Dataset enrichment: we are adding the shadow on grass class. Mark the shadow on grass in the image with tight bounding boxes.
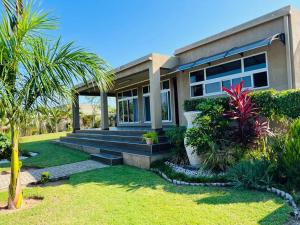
[66,165,291,224]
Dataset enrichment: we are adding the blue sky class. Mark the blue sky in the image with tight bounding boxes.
[40,0,300,68]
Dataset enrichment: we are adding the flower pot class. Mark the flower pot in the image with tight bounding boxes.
[145,138,153,145]
[184,111,202,166]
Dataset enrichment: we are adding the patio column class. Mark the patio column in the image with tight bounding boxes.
[72,93,80,132]
[149,62,162,132]
[101,92,109,130]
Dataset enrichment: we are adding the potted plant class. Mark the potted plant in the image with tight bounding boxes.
[142,131,158,145]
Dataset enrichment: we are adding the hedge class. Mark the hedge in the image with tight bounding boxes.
[184,89,300,119]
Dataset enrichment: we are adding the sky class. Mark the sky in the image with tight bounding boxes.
[40,0,300,68]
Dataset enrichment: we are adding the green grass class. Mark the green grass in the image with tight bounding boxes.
[0,166,291,225]
[0,132,89,172]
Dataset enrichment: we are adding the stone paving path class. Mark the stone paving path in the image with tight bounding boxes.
[0,160,107,190]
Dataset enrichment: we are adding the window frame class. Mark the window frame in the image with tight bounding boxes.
[142,85,151,123]
[117,88,139,124]
[189,52,269,98]
[160,79,172,122]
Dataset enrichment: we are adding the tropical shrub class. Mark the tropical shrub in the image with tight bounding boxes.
[227,160,272,188]
[0,134,12,160]
[222,81,271,147]
[165,127,187,164]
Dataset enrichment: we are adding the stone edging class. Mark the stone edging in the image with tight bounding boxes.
[150,168,299,220]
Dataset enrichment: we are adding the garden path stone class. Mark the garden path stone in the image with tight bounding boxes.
[0,160,107,190]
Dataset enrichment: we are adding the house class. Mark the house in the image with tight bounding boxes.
[59,5,300,168]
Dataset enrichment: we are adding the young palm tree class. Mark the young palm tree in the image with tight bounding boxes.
[0,0,114,209]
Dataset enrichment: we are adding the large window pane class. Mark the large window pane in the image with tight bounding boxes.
[123,100,129,122]
[206,60,242,80]
[133,98,138,122]
[161,92,170,121]
[242,76,252,88]
[244,54,266,72]
[118,101,123,123]
[128,99,134,122]
[144,96,151,122]
[191,84,203,97]
[232,78,242,87]
[190,70,204,83]
[161,80,170,90]
[253,72,268,88]
[222,80,231,89]
[205,82,221,94]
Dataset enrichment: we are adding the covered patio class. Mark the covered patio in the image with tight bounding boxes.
[72,53,178,132]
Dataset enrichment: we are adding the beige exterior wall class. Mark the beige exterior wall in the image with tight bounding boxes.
[290,9,300,88]
[175,17,289,126]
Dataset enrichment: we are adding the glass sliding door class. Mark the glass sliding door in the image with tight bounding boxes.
[143,86,151,122]
[161,80,172,122]
[117,89,139,124]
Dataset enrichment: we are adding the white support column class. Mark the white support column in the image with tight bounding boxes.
[72,93,80,132]
[101,92,109,130]
[149,62,162,132]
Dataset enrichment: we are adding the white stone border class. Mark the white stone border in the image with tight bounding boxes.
[0,152,38,165]
[150,168,299,220]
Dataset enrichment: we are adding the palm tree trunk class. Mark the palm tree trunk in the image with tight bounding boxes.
[8,122,23,209]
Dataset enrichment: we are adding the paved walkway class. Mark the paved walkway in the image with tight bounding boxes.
[0,160,107,190]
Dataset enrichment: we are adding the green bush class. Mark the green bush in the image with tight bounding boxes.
[281,119,300,190]
[184,89,300,119]
[227,160,272,188]
[165,127,187,164]
[185,100,236,171]
[0,133,12,160]
[40,171,50,184]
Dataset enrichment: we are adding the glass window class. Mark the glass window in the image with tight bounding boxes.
[190,70,204,83]
[117,93,122,100]
[128,99,138,122]
[161,80,170,90]
[191,84,203,97]
[253,72,268,88]
[123,100,129,122]
[242,76,252,88]
[232,78,242,87]
[118,101,123,122]
[123,91,132,98]
[132,89,137,96]
[205,82,221,94]
[143,86,149,94]
[144,96,151,122]
[206,60,242,80]
[244,54,266,72]
[222,80,231,90]
[161,92,171,121]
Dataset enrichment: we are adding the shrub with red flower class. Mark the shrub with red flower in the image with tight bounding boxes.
[222,81,271,146]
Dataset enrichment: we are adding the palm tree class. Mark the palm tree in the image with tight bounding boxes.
[0,0,114,209]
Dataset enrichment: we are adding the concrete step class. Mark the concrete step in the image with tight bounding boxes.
[60,136,171,154]
[76,129,147,136]
[67,132,167,143]
[91,153,123,166]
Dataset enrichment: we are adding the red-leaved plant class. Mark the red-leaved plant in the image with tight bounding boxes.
[222,81,271,146]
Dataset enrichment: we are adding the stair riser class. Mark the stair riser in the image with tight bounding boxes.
[61,137,170,153]
[75,130,146,136]
[91,155,123,166]
[68,133,167,143]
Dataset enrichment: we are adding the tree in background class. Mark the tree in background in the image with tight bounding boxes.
[0,0,114,209]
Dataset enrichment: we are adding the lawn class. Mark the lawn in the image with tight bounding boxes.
[0,166,291,225]
[0,132,89,173]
